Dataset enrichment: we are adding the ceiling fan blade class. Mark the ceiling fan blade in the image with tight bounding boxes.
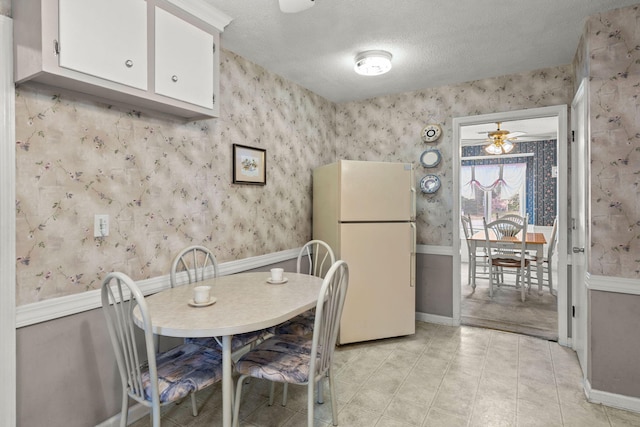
[279,0,315,13]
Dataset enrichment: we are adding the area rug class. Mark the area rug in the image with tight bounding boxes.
[460,271,558,341]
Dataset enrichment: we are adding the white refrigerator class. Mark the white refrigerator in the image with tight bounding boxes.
[313,160,416,344]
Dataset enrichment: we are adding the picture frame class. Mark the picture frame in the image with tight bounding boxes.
[232,144,267,185]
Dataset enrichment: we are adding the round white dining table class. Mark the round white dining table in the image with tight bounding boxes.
[134,271,324,427]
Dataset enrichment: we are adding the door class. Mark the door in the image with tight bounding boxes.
[58,0,147,90]
[155,7,214,109]
[338,222,415,344]
[571,79,589,373]
[339,160,414,221]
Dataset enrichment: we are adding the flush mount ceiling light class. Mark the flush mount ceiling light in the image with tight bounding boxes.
[279,0,315,13]
[354,50,392,76]
[484,122,517,155]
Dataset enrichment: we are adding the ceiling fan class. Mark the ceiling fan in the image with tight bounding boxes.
[279,0,315,13]
[483,122,523,155]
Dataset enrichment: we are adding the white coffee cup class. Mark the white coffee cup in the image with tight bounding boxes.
[193,285,211,304]
[270,268,284,282]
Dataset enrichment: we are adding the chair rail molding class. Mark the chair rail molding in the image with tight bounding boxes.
[585,273,640,295]
[417,244,453,256]
[16,248,300,328]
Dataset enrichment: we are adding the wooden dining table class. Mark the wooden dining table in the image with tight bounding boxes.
[133,271,324,427]
[469,230,547,293]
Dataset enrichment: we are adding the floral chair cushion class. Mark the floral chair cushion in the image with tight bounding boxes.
[140,343,223,403]
[235,334,317,384]
[272,309,315,336]
[186,329,269,353]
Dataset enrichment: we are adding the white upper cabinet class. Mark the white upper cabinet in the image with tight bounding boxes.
[154,7,214,109]
[14,0,231,119]
[58,0,148,90]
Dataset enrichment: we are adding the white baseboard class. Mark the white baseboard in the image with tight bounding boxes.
[585,379,640,414]
[95,403,149,427]
[416,312,456,326]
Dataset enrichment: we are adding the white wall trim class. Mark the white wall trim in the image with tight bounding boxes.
[416,312,457,326]
[585,379,640,414]
[16,248,300,328]
[166,0,233,32]
[586,273,640,296]
[417,244,453,257]
[0,15,17,427]
[96,402,149,427]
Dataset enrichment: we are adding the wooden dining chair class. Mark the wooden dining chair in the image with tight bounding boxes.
[531,217,558,295]
[232,260,349,427]
[461,214,488,288]
[483,217,532,302]
[101,272,223,427]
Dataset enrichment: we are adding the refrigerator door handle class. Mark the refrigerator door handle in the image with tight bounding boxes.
[410,222,416,287]
[410,187,416,221]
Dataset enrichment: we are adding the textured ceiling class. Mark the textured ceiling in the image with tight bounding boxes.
[205,0,638,103]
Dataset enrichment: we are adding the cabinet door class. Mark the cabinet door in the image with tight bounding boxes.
[58,0,148,90]
[154,7,214,109]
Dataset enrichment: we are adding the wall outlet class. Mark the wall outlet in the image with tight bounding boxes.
[94,214,109,237]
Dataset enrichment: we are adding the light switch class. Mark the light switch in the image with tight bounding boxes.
[551,166,558,178]
[94,214,109,237]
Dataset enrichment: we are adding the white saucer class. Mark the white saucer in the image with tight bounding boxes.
[188,297,217,307]
[267,277,288,284]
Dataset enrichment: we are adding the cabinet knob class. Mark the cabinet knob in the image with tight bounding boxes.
[125,60,134,68]
[171,75,179,82]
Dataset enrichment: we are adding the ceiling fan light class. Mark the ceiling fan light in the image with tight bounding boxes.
[279,0,315,13]
[354,50,392,76]
[484,143,502,155]
[502,140,514,153]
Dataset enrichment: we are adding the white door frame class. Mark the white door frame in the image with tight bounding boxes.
[571,79,589,372]
[0,15,17,427]
[452,105,569,346]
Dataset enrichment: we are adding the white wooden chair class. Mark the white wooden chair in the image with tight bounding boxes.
[232,260,349,427]
[461,214,487,288]
[531,217,558,295]
[483,217,532,302]
[101,272,223,427]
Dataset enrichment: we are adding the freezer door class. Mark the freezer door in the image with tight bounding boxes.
[338,222,416,344]
[339,160,414,222]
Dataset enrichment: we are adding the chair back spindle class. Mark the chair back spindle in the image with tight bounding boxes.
[297,240,335,279]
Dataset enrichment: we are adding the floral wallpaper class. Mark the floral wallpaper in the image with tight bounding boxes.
[585,5,640,278]
[15,49,335,305]
[335,66,573,246]
[7,0,639,307]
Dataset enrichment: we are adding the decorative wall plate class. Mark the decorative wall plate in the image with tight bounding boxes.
[420,149,441,168]
[421,124,442,142]
[420,174,441,194]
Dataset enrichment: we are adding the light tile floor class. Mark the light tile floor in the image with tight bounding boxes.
[131,322,640,427]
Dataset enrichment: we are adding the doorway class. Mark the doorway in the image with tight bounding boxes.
[452,105,569,346]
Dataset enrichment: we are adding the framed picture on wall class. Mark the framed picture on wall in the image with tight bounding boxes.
[232,144,267,185]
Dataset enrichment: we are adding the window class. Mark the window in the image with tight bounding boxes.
[461,163,526,228]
